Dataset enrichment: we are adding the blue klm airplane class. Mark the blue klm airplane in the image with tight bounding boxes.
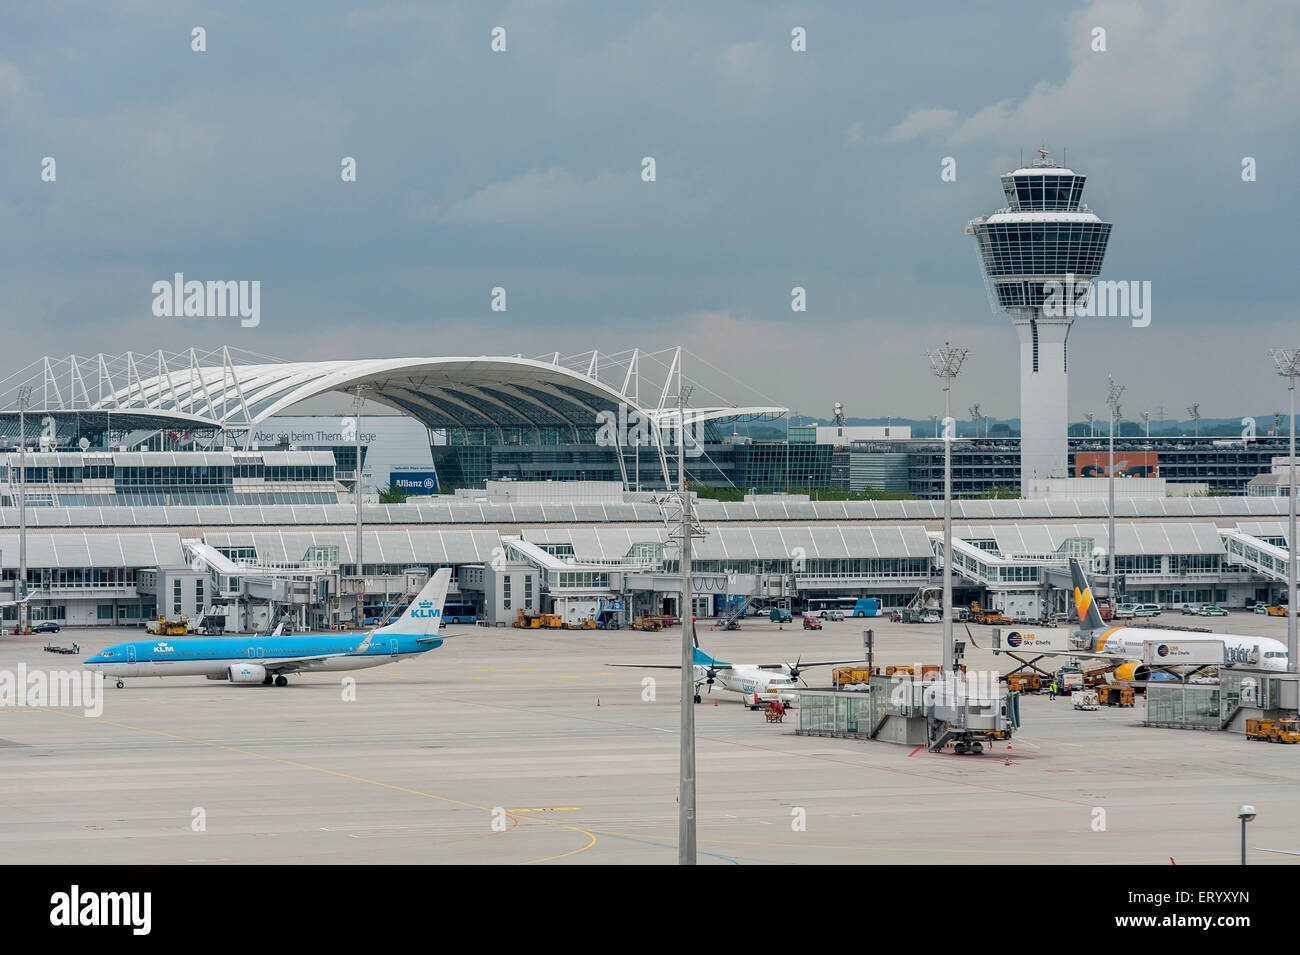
[84,569,455,688]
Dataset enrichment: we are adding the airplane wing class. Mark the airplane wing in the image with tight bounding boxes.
[604,663,684,669]
[262,653,347,674]
[755,660,865,670]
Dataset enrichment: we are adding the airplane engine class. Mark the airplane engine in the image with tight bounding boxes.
[228,663,267,684]
[1112,662,1149,684]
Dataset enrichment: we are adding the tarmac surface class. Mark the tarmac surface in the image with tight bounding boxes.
[1,612,1297,865]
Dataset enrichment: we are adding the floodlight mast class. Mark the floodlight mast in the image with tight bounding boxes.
[928,343,968,675]
[16,386,31,634]
[1270,348,1300,674]
[1106,375,1125,602]
[353,384,366,627]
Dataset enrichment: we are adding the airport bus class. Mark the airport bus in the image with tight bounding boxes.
[806,597,882,619]
[442,602,478,624]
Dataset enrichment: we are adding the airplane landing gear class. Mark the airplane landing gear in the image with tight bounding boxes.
[262,675,274,686]
[274,675,288,687]
[116,680,124,689]
[694,694,702,703]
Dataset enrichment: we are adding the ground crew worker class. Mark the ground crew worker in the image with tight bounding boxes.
[1049,681,1057,700]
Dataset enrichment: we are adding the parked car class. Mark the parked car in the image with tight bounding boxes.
[32,621,61,634]
[919,610,941,624]
[1196,605,1228,616]
[819,609,845,621]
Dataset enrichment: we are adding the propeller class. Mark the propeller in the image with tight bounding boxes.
[785,656,808,686]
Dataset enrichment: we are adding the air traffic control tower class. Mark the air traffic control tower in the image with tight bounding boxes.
[966,151,1111,494]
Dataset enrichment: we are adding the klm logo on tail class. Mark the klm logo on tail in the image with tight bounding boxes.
[410,600,440,619]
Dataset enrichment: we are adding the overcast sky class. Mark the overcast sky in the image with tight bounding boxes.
[3,1,1297,423]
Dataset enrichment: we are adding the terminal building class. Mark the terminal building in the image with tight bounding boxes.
[0,347,1292,632]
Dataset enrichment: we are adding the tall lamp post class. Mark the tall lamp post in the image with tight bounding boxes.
[16,386,31,634]
[928,343,968,675]
[1106,376,1125,604]
[672,385,703,865]
[352,384,366,627]
[1270,348,1299,674]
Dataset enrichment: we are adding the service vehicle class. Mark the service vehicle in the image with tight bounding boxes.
[1246,718,1300,743]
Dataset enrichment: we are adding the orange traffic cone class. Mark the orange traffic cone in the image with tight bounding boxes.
[596,699,601,706]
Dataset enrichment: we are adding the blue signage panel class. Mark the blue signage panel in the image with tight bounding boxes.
[390,471,439,495]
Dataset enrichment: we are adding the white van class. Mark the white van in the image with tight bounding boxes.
[1133,603,1161,617]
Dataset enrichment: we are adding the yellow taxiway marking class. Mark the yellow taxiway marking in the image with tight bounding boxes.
[511,808,581,813]
[42,709,598,865]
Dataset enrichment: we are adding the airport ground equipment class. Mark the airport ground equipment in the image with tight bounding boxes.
[145,615,189,636]
[764,704,785,723]
[969,601,1012,625]
[631,614,666,632]
[43,644,77,655]
[514,610,564,629]
[1006,672,1041,693]
[1083,665,1118,688]
[1073,690,1099,710]
[1097,685,1135,707]
[565,617,596,630]
[832,666,877,688]
[1246,718,1300,743]
[595,609,621,630]
[1265,605,1288,617]
[718,594,759,631]
[197,612,226,635]
[1055,666,1084,695]
[922,675,1017,755]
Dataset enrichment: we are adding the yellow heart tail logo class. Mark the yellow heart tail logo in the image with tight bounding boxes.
[1074,586,1093,621]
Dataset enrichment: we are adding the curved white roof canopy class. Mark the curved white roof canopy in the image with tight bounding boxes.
[76,354,785,438]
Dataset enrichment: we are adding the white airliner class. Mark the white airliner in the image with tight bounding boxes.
[609,634,861,706]
[972,559,1289,681]
[84,569,459,688]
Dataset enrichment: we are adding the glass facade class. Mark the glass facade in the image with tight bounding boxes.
[1001,173,1086,211]
[973,221,1112,279]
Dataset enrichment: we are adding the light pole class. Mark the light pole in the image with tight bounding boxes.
[1107,376,1125,605]
[16,386,31,634]
[353,384,366,627]
[1270,348,1299,674]
[1085,411,1095,438]
[673,386,702,865]
[1141,411,1150,439]
[1238,804,1256,864]
[928,343,968,676]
